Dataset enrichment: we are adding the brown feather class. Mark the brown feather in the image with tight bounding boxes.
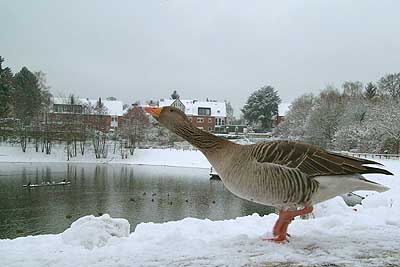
[250,140,393,177]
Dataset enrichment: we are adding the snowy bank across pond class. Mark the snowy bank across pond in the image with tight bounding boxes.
[1,160,400,267]
[0,145,211,169]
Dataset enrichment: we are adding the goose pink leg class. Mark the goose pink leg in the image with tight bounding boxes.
[263,206,313,243]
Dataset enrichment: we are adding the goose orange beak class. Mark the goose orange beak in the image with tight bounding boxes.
[144,107,162,118]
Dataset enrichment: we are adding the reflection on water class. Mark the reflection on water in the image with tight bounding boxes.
[0,163,274,239]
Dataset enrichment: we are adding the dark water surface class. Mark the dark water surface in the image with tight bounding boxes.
[0,163,274,239]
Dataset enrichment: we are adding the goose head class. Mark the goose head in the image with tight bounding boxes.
[144,106,191,133]
[144,106,233,153]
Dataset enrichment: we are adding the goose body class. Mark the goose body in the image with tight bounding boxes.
[205,141,389,209]
[145,106,393,242]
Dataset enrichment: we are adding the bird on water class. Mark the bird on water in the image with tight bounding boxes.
[144,106,393,243]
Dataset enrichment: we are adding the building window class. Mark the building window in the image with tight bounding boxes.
[208,127,212,131]
[198,107,211,116]
[208,118,212,123]
[54,105,61,113]
[172,102,185,112]
[221,118,225,125]
[197,118,204,123]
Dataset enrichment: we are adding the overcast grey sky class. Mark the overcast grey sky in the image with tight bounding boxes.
[1,0,400,113]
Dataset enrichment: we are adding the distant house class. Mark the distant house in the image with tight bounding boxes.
[274,103,291,126]
[159,99,227,132]
[50,97,124,132]
[168,99,186,112]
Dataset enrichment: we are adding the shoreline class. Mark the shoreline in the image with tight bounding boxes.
[0,161,211,170]
[0,145,212,169]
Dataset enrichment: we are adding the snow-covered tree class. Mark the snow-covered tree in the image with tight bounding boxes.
[369,99,400,153]
[225,100,234,125]
[241,85,281,130]
[333,98,369,152]
[276,93,315,139]
[305,87,344,148]
[342,81,363,98]
[378,73,400,101]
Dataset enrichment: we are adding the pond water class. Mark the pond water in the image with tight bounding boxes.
[0,163,274,239]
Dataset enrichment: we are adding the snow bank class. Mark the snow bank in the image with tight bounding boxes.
[1,207,399,267]
[61,214,130,250]
[0,145,211,169]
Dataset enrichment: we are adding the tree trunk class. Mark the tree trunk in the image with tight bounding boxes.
[67,141,70,161]
[46,140,51,154]
[20,133,27,153]
[35,138,39,152]
[80,141,85,155]
[73,140,77,157]
[41,137,45,153]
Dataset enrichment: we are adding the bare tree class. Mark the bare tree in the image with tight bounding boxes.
[120,105,150,155]
[91,98,109,158]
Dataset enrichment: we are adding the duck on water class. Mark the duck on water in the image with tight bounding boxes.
[23,179,71,188]
[144,106,393,243]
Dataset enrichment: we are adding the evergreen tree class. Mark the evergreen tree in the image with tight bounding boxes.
[241,85,281,130]
[13,67,43,123]
[364,82,377,101]
[0,56,15,118]
[34,71,52,111]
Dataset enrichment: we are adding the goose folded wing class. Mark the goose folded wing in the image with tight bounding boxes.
[250,141,393,177]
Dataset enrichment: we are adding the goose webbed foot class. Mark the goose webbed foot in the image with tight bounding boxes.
[263,206,313,243]
[262,234,289,243]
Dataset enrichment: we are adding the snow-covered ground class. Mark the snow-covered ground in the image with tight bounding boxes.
[0,156,399,266]
[0,144,211,169]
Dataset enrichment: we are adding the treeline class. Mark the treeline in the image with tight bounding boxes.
[0,56,151,160]
[0,56,55,153]
[0,56,51,122]
[277,74,400,154]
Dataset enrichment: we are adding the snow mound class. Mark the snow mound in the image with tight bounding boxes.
[61,214,130,250]
[361,191,396,209]
[313,196,354,217]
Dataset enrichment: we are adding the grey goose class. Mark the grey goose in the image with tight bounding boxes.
[145,106,392,243]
